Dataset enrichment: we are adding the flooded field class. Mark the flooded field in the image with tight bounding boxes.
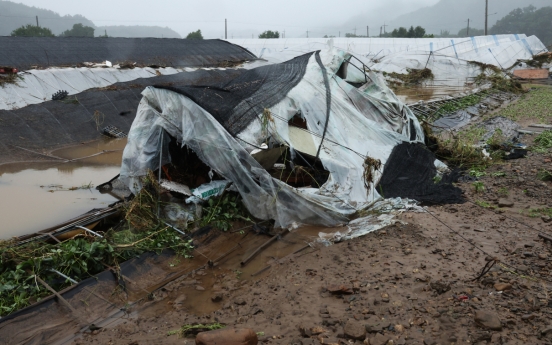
[0,139,126,238]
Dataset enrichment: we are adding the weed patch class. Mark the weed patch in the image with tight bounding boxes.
[168,323,225,337]
[532,130,552,153]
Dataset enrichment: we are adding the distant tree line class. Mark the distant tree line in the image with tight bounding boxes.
[259,30,279,39]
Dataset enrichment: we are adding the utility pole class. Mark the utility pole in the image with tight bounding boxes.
[383,23,388,34]
[467,18,470,36]
[307,30,309,38]
[484,0,488,35]
[367,26,369,37]
[354,27,357,36]
[380,26,382,37]
[225,19,227,39]
[36,16,39,27]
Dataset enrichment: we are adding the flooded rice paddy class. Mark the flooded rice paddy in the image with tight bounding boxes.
[0,139,126,238]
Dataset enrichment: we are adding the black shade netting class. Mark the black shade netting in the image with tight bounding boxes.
[155,52,314,136]
[0,37,256,70]
[376,143,464,204]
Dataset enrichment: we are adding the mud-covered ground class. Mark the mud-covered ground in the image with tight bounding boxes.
[75,143,552,345]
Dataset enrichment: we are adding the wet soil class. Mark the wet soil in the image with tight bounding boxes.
[0,138,125,238]
[73,145,552,345]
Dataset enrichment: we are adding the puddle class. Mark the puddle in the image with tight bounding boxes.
[0,139,127,239]
[137,225,342,316]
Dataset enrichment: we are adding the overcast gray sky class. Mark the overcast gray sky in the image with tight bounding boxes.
[11,0,440,38]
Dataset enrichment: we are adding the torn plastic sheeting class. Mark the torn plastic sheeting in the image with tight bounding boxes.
[432,110,472,132]
[478,116,521,142]
[160,179,191,196]
[316,197,423,245]
[119,48,442,228]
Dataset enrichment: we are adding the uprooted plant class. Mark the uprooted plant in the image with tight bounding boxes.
[201,193,253,231]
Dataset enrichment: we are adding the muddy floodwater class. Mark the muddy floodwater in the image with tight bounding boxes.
[0,139,126,239]
[395,83,473,104]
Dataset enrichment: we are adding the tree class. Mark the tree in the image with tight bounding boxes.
[186,30,203,39]
[414,26,426,38]
[259,30,279,39]
[61,23,94,37]
[391,26,426,38]
[11,24,55,37]
[490,5,552,46]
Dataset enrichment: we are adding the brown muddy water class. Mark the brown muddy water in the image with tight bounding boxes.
[0,138,126,238]
[395,84,472,104]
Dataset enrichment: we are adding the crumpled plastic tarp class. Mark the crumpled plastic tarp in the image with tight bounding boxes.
[119,48,427,227]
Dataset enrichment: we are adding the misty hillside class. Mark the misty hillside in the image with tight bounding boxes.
[388,0,552,35]
[0,0,94,36]
[0,1,180,38]
[96,26,180,38]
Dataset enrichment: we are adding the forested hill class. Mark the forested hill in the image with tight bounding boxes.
[490,6,552,47]
[0,1,181,38]
[0,0,94,35]
[388,0,552,35]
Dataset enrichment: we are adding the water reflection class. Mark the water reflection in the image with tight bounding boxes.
[0,138,127,238]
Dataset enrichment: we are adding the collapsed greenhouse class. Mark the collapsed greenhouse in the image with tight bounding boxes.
[1,34,551,343]
[119,47,463,229]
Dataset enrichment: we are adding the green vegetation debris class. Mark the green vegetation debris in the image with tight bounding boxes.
[537,169,552,181]
[0,73,22,88]
[168,323,225,337]
[532,130,552,153]
[524,208,552,218]
[475,200,492,208]
[0,172,193,317]
[388,68,434,86]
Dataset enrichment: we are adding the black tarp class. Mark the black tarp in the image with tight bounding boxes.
[0,37,256,70]
[376,143,464,204]
[0,69,244,163]
[155,52,313,135]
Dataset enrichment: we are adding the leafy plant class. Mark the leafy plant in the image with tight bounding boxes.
[201,194,251,231]
[473,181,485,193]
[469,168,486,178]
